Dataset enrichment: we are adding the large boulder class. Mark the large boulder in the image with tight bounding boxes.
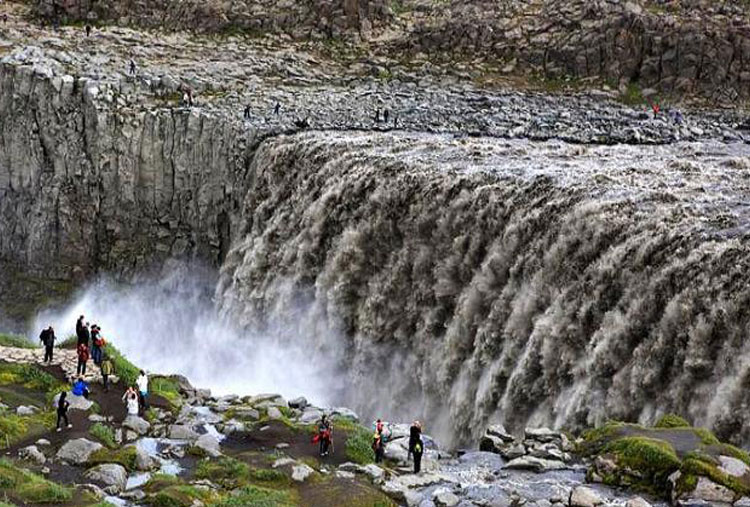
[134,445,154,471]
[168,424,200,441]
[123,415,151,436]
[83,463,128,494]
[288,397,308,409]
[626,497,652,507]
[53,392,93,411]
[195,434,221,457]
[232,406,260,420]
[432,487,460,507]
[570,486,605,507]
[690,476,735,504]
[56,438,103,465]
[718,456,750,478]
[504,456,566,473]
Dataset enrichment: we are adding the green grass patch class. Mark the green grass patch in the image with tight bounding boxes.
[105,345,140,387]
[0,411,55,449]
[345,424,375,465]
[143,473,182,493]
[58,336,77,349]
[0,458,73,503]
[603,437,681,495]
[679,456,749,496]
[212,485,297,507]
[195,457,248,488]
[0,363,60,393]
[150,376,182,407]
[150,484,215,507]
[620,81,645,106]
[694,427,720,446]
[88,446,137,471]
[655,414,690,429]
[0,334,35,348]
[89,423,117,449]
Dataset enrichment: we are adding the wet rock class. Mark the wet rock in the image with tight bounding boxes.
[84,463,128,494]
[288,397,308,409]
[362,463,385,482]
[56,438,103,465]
[135,445,154,471]
[625,497,652,507]
[19,445,46,464]
[487,424,515,443]
[525,428,563,444]
[500,443,527,460]
[232,406,260,420]
[505,456,567,472]
[272,457,296,468]
[36,438,51,446]
[569,486,605,507]
[718,456,749,478]
[432,487,460,507]
[195,434,221,457]
[689,476,735,503]
[292,463,315,482]
[123,415,151,435]
[168,424,200,441]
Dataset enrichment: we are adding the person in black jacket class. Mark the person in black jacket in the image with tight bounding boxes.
[408,420,422,460]
[413,436,424,474]
[39,326,56,363]
[76,315,86,345]
[56,392,72,432]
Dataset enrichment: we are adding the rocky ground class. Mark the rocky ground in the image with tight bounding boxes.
[2,339,750,507]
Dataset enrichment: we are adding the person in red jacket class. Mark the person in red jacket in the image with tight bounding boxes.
[76,343,89,376]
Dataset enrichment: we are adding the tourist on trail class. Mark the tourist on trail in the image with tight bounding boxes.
[76,342,89,375]
[182,91,189,107]
[90,325,104,365]
[72,376,90,399]
[129,59,137,76]
[374,108,381,123]
[2,14,8,24]
[408,420,422,461]
[100,355,113,392]
[187,88,194,107]
[137,370,149,412]
[76,315,86,345]
[85,24,91,37]
[244,104,251,119]
[413,436,424,473]
[315,414,332,456]
[56,392,72,432]
[123,387,139,416]
[274,102,280,115]
[393,114,398,128]
[384,109,390,123]
[372,429,385,463]
[39,325,56,363]
[375,418,384,434]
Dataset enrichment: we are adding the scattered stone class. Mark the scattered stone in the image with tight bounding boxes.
[272,457,296,469]
[505,456,567,472]
[135,446,154,471]
[432,487,460,507]
[19,445,46,465]
[625,497,652,507]
[267,406,283,420]
[16,405,38,415]
[689,476,735,504]
[718,455,750,478]
[276,442,290,449]
[232,407,260,420]
[292,463,315,482]
[169,424,200,441]
[362,463,385,482]
[35,438,51,446]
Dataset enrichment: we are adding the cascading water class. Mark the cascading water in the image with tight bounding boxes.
[213,131,750,446]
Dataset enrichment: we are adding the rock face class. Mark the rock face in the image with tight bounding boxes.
[33,0,392,39]
[56,438,103,465]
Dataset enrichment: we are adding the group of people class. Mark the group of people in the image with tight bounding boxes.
[75,315,108,376]
[46,315,150,431]
[313,414,425,474]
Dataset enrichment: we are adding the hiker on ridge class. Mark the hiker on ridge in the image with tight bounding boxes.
[123,387,139,416]
[100,355,113,392]
[315,414,332,456]
[39,325,56,363]
[90,324,104,365]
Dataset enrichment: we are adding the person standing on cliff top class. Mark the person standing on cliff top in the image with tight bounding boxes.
[137,370,149,413]
[408,420,422,461]
[85,24,91,37]
[129,59,137,76]
[412,436,424,474]
[39,326,56,363]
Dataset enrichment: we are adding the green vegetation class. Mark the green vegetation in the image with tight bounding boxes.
[0,458,73,504]
[0,363,60,392]
[196,457,249,488]
[620,81,645,106]
[143,473,182,493]
[655,414,691,429]
[0,334,35,348]
[345,424,375,465]
[150,484,215,507]
[106,344,140,387]
[88,446,137,471]
[0,411,55,449]
[150,376,182,407]
[89,423,117,449]
[583,419,750,499]
[211,485,297,507]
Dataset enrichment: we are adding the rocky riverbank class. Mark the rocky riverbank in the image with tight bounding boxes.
[2,339,750,507]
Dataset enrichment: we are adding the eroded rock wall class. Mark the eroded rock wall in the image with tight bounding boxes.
[0,62,244,281]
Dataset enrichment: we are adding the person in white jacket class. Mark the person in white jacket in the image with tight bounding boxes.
[136,370,149,413]
[122,387,139,416]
